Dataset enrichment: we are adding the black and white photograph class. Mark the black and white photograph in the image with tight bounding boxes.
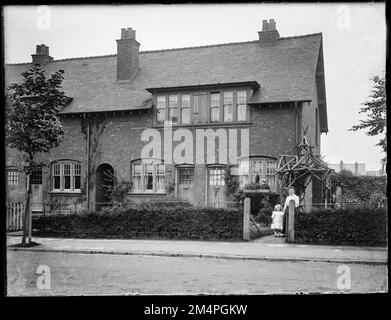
[2,3,387,299]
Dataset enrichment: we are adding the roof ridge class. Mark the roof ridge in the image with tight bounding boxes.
[5,32,322,65]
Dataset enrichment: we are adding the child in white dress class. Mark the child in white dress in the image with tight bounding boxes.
[271,204,284,237]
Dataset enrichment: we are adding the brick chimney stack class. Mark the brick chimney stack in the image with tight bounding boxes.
[258,19,280,43]
[31,44,53,66]
[116,27,140,81]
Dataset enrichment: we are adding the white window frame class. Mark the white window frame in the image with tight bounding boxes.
[131,160,165,194]
[7,168,19,186]
[236,90,247,122]
[156,95,166,124]
[52,162,81,192]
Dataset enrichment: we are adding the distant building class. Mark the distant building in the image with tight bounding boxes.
[329,160,385,176]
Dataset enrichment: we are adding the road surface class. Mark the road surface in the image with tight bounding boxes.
[7,250,387,295]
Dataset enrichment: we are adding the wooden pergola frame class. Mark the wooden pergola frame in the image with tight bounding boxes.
[276,135,332,202]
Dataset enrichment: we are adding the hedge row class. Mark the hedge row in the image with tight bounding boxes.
[295,207,387,246]
[33,203,243,240]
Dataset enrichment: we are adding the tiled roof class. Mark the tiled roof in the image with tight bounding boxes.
[5,33,323,115]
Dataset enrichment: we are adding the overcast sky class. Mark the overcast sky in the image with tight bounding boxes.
[3,3,386,171]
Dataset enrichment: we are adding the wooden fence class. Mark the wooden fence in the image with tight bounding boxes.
[6,203,24,232]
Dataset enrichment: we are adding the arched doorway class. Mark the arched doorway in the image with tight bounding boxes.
[95,163,115,211]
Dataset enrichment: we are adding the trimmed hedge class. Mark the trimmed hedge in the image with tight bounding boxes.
[33,203,243,240]
[295,207,387,246]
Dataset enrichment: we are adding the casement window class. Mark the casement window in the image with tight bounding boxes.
[155,89,248,125]
[52,162,81,192]
[193,94,207,124]
[238,157,277,191]
[210,93,220,122]
[168,95,178,124]
[156,96,166,123]
[237,90,247,121]
[223,91,234,122]
[181,94,190,124]
[131,160,165,193]
[7,168,18,186]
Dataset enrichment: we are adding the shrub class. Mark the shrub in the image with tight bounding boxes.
[295,207,387,246]
[33,205,243,241]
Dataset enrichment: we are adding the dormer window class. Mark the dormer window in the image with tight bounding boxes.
[149,82,259,126]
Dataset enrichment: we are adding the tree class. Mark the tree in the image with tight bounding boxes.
[5,64,72,245]
[350,74,386,157]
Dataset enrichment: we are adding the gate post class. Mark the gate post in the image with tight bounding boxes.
[243,197,251,241]
[287,199,295,243]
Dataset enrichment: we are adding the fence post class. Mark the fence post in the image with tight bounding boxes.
[287,199,295,243]
[243,197,251,241]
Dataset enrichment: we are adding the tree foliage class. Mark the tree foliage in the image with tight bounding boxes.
[350,74,386,154]
[5,65,72,173]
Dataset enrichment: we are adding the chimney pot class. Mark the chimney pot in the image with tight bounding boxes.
[32,44,53,66]
[262,20,268,31]
[121,28,127,39]
[258,18,279,43]
[269,19,276,30]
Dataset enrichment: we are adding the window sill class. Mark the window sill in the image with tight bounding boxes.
[49,191,83,194]
[129,192,166,195]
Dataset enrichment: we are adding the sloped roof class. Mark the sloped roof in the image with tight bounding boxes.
[5,32,323,116]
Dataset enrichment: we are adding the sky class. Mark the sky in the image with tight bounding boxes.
[3,3,386,171]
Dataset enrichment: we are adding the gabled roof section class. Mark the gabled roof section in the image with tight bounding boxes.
[4,33,323,115]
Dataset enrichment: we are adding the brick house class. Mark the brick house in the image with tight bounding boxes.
[5,19,328,213]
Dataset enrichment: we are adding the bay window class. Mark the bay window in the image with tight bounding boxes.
[238,157,277,192]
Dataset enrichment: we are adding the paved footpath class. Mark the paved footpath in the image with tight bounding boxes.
[7,234,387,265]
